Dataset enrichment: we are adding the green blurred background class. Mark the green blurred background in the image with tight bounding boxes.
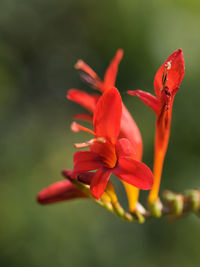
[1,0,200,266]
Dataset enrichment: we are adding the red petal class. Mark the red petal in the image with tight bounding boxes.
[116,138,136,158]
[37,180,86,204]
[73,151,103,173]
[113,157,153,190]
[103,49,124,92]
[90,168,112,199]
[154,49,185,98]
[93,87,122,144]
[67,89,99,112]
[72,113,93,123]
[127,90,160,115]
[119,104,143,160]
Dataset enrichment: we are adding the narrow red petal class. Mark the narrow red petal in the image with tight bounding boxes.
[127,90,160,115]
[90,168,112,199]
[103,49,124,92]
[37,180,86,205]
[93,87,122,144]
[73,151,103,174]
[113,157,153,190]
[67,89,99,113]
[154,49,185,98]
[72,113,93,123]
[115,138,136,158]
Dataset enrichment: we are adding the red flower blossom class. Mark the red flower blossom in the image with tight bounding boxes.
[67,50,143,210]
[127,49,185,203]
[71,87,153,199]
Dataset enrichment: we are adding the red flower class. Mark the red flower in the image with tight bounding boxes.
[71,87,153,199]
[127,49,185,203]
[37,170,87,205]
[67,50,143,211]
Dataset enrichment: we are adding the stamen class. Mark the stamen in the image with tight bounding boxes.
[161,68,168,88]
[71,122,95,135]
[79,72,98,90]
[74,137,106,149]
[74,60,99,80]
[162,60,172,89]
[165,60,172,70]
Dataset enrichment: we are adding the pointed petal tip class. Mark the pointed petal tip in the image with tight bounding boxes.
[37,192,45,204]
[66,88,76,100]
[127,90,137,96]
[74,59,83,70]
[176,48,183,55]
[127,90,160,115]
[62,169,73,178]
[90,168,112,199]
[116,49,124,59]
[172,48,184,64]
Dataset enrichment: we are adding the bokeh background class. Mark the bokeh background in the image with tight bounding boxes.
[1,0,200,266]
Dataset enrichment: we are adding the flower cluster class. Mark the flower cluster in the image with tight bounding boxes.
[37,49,185,221]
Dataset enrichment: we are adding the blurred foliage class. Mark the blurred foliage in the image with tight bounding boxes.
[1,0,200,266]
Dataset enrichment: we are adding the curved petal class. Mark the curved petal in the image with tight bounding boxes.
[90,168,112,199]
[67,89,99,113]
[113,157,153,190]
[73,151,103,174]
[103,49,124,92]
[127,90,160,115]
[154,49,185,98]
[115,138,136,158]
[93,87,122,144]
[37,180,86,204]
